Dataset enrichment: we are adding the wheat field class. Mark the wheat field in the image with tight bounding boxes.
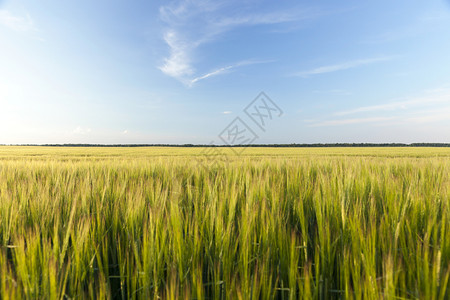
[0,146,449,299]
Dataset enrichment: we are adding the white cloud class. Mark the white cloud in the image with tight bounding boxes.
[405,107,450,123]
[189,60,273,85]
[158,30,194,82]
[309,117,394,127]
[222,111,232,114]
[308,87,450,127]
[335,102,409,116]
[363,10,450,44]
[293,56,394,77]
[312,89,352,96]
[158,0,317,85]
[311,106,450,127]
[122,130,129,135]
[213,10,308,28]
[73,126,92,135]
[190,65,235,85]
[0,10,36,32]
[334,89,450,116]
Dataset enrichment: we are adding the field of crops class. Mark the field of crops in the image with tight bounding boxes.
[0,146,449,299]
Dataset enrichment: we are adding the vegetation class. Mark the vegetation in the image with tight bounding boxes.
[0,147,449,299]
[2,143,449,147]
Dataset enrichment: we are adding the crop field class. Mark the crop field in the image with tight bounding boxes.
[0,146,449,299]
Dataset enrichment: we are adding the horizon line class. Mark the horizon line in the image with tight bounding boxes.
[1,143,449,148]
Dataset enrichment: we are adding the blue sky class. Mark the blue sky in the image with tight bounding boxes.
[1,0,450,144]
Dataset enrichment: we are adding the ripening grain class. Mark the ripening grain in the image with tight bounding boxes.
[0,147,449,299]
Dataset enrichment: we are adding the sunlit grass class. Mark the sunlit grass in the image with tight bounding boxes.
[0,147,449,299]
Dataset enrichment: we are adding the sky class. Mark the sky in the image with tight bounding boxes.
[1,0,450,144]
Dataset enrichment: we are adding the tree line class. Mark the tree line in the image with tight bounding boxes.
[1,143,449,147]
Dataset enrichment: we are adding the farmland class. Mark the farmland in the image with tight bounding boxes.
[0,146,449,299]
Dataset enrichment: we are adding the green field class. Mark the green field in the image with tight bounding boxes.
[0,147,449,299]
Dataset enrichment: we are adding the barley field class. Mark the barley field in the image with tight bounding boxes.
[0,146,449,299]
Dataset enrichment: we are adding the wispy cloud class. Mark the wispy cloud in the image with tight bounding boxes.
[158,30,194,81]
[309,117,394,127]
[334,101,410,116]
[0,10,36,32]
[312,89,352,96]
[363,10,450,44]
[310,107,450,127]
[190,65,235,85]
[158,0,320,85]
[363,28,420,45]
[189,60,273,85]
[405,107,450,123]
[213,10,310,28]
[222,111,232,114]
[293,56,394,77]
[73,126,92,135]
[334,89,450,116]
[307,87,450,127]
